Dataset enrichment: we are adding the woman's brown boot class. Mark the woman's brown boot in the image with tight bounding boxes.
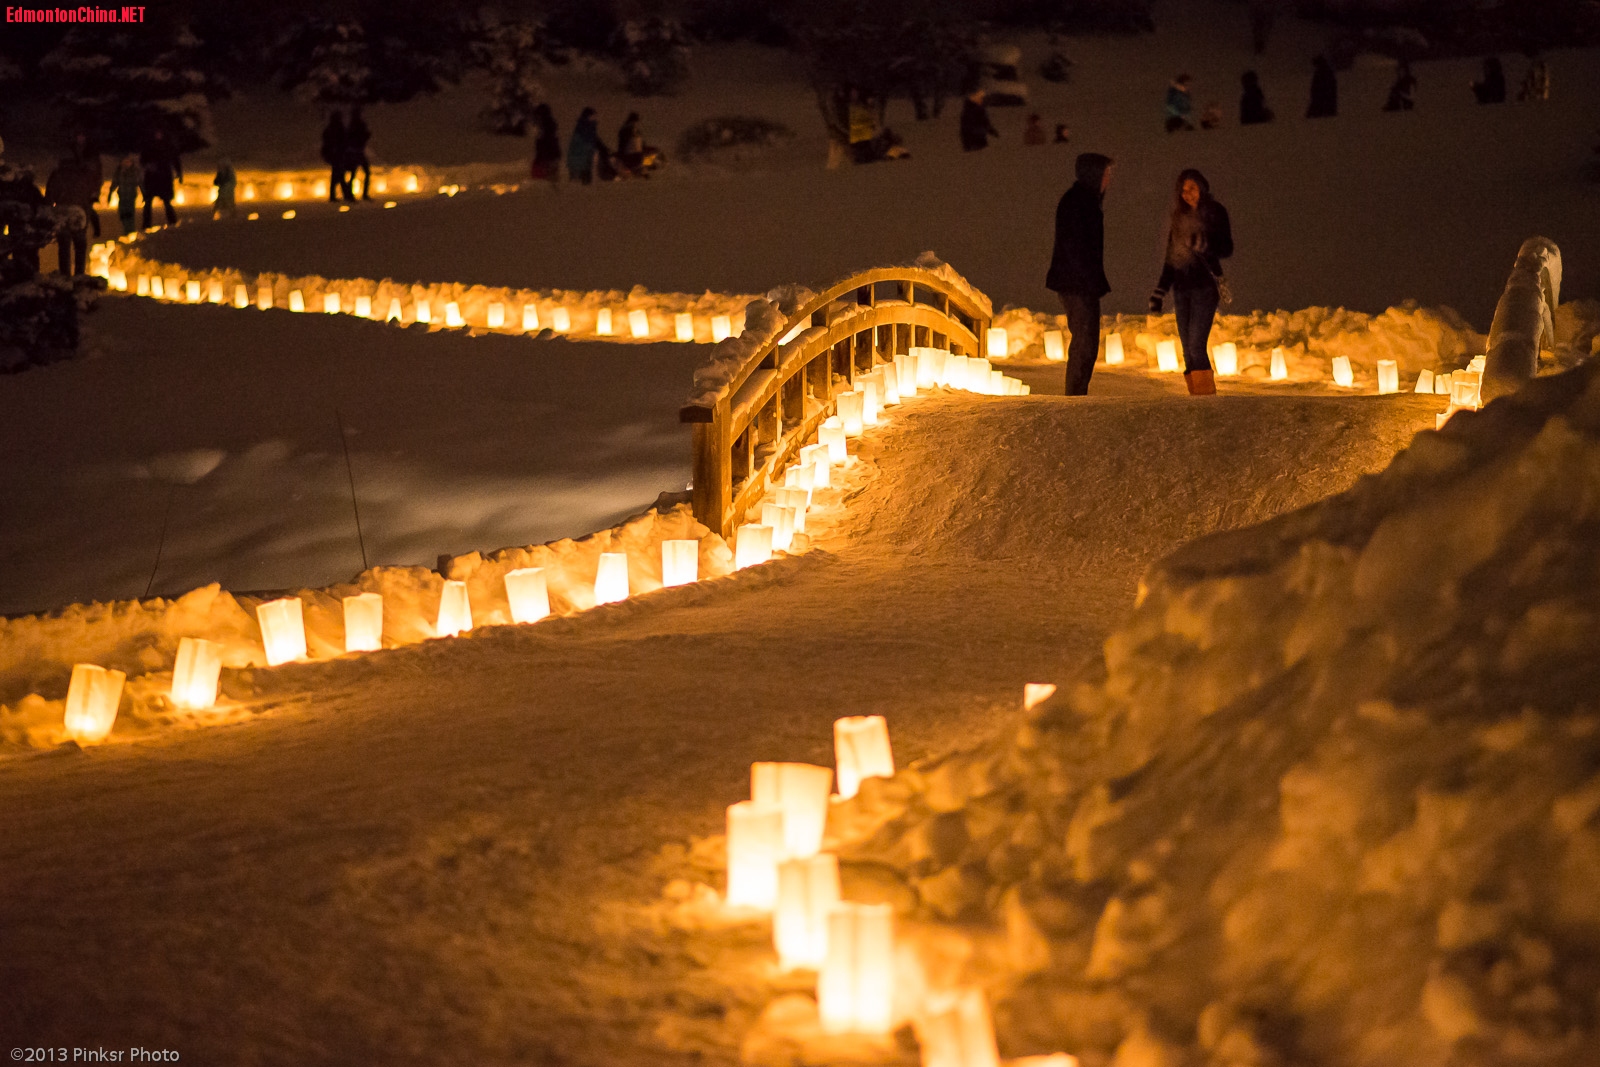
[1186,369,1217,395]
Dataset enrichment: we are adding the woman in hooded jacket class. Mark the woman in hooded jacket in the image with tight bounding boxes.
[1149,168,1233,395]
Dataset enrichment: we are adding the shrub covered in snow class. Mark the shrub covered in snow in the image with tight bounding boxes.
[815,356,1600,1066]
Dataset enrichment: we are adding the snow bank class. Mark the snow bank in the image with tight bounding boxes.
[993,301,1490,386]
[96,242,756,344]
[0,505,730,750]
[797,357,1600,1065]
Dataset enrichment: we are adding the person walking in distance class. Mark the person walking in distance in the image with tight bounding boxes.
[1307,55,1338,118]
[346,107,373,199]
[112,152,140,234]
[1149,169,1233,396]
[1044,152,1115,396]
[1384,61,1417,112]
[959,87,998,151]
[568,107,603,184]
[1165,74,1195,132]
[320,111,348,201]
[139,128,182,228]
[1472,56,1507,104]
[1239,71,1274,124]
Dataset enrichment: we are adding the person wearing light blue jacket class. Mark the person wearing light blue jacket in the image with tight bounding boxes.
[1165,74,1195,133]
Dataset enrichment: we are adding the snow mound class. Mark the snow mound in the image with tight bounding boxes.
[827,357,1600,1065]
[0,505,730,750]
[99,243,756,343]
[994,302,1489,386]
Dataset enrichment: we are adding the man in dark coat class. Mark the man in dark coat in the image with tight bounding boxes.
[45,156,99,275]
[1307,55,1338,118]
[959,89,998,152]
[1044,152,1115,396]
[321,112,349,201]
[139,129,182,228]
[345,107,372,199]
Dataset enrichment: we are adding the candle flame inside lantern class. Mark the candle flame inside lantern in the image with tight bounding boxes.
[818,902,895,1034]
[1377,359,1399,394]
[674,312,694,342]
[487,302,504,329]
[289,290,305,313]
[916,988,1002,1067]
[1155,340,1180,373]
[445,302,464,328]
[166,277,181,300]
[207,279,223,303]
[834,715,894,799]
[150,276,163,298]
[170,637,222,710]
[595,308,613,335]
[837,391,865,438]
[628,309,650,338]
[1023,682,1057,711]
[282,209,296,220]
[551,307,571,332]
[233,284,248,308]
[894,352,918,397]
[63,663,126,743]
[522,304,539,331]
[185,280,201,303]
[386,298,402,322]
[1270,346,1289,380]
[725,800,785,909]
[752,762,833,859]
[661,540,699,588]
[257,597,307,666]
[593,552,629,605]
[1415,368,1435,394]
[435,581,473,637]
[859,379,880,426]
[1213,342,1239,376]
[415,300,431,324]
[343,592,384,653]
[324,293,340,314]
[111,269,127,291]
[775,853,840,971]
[735,524,773,570]
[313,179,327,198]
[256,287,272,310]
[711,314,732,342]
[242,183,256,201]
[173,188,186,205]
[354,295,372,319]
[1435,371,1453,395]
[1043,330,1066,362]
[504,567,550,623]
[1105,333,1125,365]
[986,327,1008,359]
[1331,355,1355,387]
[404,174,420,193]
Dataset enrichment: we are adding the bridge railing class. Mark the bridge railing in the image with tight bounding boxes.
[680,266,992,539]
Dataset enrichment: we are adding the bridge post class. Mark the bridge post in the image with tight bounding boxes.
[691,397,733,539]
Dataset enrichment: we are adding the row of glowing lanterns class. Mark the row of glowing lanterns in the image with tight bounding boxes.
[105,172,422,210]
[105,268,736,342]
[1026,326,1486,399]
[718,683,1075,1066]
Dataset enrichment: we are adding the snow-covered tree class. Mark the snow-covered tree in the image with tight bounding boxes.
[615,15,691,96]
[41,22,227,154]
[469,12,561,135]
[274,11,464,106]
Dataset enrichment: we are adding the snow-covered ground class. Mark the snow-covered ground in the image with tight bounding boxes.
[3,1,1598,1061]
[0,382,1442,1063]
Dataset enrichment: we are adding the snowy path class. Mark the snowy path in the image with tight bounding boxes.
[0,387,1439,1063]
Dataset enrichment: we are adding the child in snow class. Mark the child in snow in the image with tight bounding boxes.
[1149,168,1233,396]
[1165,75,1195,133]
[213,160,236,218]
[1200,102,1223,129]
[112,154,140,234]
[959,89,998,151]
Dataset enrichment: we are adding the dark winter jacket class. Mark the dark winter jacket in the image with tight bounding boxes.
[1472,58,1506,104]
[346,113,371,155]
[568,113,603,176]
[139,137,182,198]
[320,116,346,166]
[959,97,997,151]
[112,159,141,212]
[1155,196,1233,295]
[532,107,561,167]
[1240,73,1273,124]
[46,158,101,212]
[1045,154,1112,298]
[1307,58,1338,118]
